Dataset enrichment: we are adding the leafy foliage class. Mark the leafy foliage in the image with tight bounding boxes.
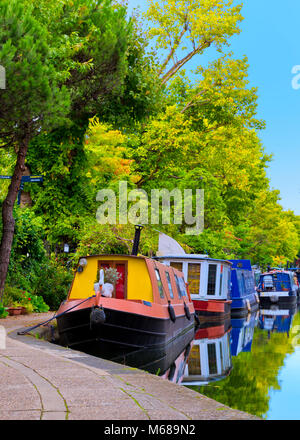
[0,302,8,318]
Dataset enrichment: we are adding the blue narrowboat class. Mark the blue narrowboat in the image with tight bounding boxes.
[229,260,260,317]
[257,270,299,305]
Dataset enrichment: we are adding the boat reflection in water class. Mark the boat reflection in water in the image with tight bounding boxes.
[259,303,297,337]
[230,311,259,357]
[105,339,193,385]
[182,319,232,386]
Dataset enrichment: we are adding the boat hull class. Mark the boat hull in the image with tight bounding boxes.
[56,305,195,374]
[258,291,297,307]
[193,299,231,321]
[230,293,260,317]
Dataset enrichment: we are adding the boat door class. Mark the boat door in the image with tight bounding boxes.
[98,261,127,299]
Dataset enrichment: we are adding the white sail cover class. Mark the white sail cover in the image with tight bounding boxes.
[157,232,186,256]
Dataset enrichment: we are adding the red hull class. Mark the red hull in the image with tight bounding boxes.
[193,299,232,319]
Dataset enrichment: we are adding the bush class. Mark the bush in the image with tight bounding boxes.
[0,303,8,319]
[29,295,50,313]
[31,260,73,311]
[6,207,47,292]
[2,286,27,307]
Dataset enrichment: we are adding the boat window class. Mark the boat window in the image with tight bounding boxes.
[155,268,165,298]
[174,274,182,297]
[179,277,187,297]
[174,274,187,297]
[207,343,218,375]
[244,271,255,293]
[165,271,174,299]
[227,267,231,294]
[218,265,223,296]
[236,271,246,294]
[187,263,201,295]
[170,262,183,272]
[207,264,217,296]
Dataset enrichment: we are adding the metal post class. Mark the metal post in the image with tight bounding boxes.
[131,225,144,256]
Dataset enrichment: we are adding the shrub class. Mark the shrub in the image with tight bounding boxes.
[0,303,8,319]
[2,286,27,307]
[31,260,73,311]
[29,295,49,313]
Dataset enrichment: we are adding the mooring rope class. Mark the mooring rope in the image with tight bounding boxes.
[17,294,96,336]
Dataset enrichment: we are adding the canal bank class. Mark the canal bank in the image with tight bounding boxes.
[0,313,260,421]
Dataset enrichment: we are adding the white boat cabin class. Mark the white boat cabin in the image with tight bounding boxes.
[155,255,232,302]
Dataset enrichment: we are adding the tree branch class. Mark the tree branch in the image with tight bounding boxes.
[160,39,213,85]
[158,21,189,76]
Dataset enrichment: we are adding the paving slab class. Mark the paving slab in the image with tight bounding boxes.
[0,313,261,421]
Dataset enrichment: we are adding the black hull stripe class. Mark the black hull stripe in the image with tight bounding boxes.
[59,321,168,337]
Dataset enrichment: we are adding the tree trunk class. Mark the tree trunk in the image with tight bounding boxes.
[0,136,29,301]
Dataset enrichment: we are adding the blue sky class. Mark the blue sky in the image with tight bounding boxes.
[127,0,300,215]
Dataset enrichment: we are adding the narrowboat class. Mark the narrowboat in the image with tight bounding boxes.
[229,259,260,317]
[288,268,300,297]
[257,270,298,305]
[155,254,232,320]
[182,321,232,386]
[56,250,196,373]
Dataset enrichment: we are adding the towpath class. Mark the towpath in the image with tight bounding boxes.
[0,313,260,421]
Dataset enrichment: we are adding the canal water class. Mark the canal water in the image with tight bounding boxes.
[183,304,300,420]
[51,301,300,420]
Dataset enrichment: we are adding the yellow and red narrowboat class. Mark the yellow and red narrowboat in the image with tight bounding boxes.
[56,253,196,373]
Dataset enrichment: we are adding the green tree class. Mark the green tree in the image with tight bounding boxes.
[145,0,243,84]
[0,0,70,299]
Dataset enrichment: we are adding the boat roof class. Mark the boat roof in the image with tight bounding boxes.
[229,259,252,270]
[260,270,293,276]
[154,254,232,265]
[77,254,185,274]
[80,254,148,260]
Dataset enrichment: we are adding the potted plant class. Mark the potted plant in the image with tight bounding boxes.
[7,302,23,316]
[101,267,121,298]
[104,267,121,285]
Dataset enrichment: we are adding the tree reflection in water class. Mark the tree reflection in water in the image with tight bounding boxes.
[184,305,300,419]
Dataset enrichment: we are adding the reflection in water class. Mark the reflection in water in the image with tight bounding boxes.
[231,311,259,357]
[100,339,193,384]
[259,304,297,338]
[182,320,232,386]
[184,305,300,419]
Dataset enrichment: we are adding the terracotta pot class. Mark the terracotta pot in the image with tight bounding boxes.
[8,307,22,316]
[21,307,27,315]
